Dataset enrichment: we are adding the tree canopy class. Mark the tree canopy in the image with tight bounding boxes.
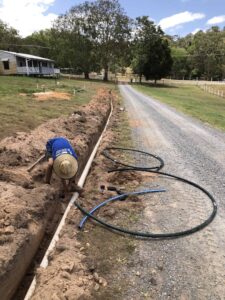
[132,16,172,83]
[170,27,225,80]
[0,20,20,51]
[58,0,131,80]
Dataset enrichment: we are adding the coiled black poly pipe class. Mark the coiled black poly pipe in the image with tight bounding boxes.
[103,147,164,171]
[75,149,217,239]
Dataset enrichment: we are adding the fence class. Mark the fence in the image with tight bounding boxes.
[198,84,225,99]
[162,79,225,99]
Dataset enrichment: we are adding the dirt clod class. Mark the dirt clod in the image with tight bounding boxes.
[150,277,158,286]
[99,277,107,287]
[93,272,100,282]
[61,271,71,280]
[51,293,62,300]
[61,262,75,274]
[94,283,100,291]
[4,225,15,234]
[103,207,116,217]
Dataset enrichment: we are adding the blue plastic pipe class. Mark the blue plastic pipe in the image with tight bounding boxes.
[79,188,166,229]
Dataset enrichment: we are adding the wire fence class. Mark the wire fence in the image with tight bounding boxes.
[198,84,225,98]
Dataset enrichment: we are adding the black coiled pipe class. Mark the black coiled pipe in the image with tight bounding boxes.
[75,148,217,239]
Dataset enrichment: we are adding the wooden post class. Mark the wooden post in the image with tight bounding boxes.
[25,59,29,76]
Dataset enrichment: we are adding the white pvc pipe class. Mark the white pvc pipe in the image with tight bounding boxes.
[24,100,113,300]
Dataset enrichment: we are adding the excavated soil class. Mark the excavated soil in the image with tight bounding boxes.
[0,88,113,300]
[33,92,71,101]
[29,95,147,300]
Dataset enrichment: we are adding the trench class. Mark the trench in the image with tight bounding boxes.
[13,199,64,300]
[4,103,112,300]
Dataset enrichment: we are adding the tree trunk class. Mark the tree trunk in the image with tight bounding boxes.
[84,72,89,80]
[139,74,142,83]
[154,79,157,85]
[103,66,108,81]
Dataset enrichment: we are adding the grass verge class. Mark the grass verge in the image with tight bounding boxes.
[77,97,141,299]
[133,83,225,131]
[0,76,116,139]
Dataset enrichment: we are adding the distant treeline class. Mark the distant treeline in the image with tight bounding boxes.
[169,27,225,81]
[1,0,225,81]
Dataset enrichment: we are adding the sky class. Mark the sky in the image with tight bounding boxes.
[0,0,225,37]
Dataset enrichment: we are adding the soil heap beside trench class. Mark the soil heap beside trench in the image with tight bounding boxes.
[0,89,112,300]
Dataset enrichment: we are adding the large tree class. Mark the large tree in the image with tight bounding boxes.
[132,16,172,83]
[52,15,99,79]
[63,0,131,81]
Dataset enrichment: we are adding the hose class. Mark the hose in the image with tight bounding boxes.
[103,147,164,171]
[75,149,217,239]
[79,188,166,228]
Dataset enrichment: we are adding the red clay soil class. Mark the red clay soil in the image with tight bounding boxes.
[0,89,113,300]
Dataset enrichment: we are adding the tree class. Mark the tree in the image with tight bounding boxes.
[188,28,225,80]
[176,34,193,49]
[171,47,189,79]
[22,30,52,57]
[52,15,100,79]
[0,19,21,51]
[132,16,172,83]
[171,27,225,80]
[64,0,131,81]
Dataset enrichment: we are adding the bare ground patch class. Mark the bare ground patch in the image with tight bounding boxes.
[33,91,71,101]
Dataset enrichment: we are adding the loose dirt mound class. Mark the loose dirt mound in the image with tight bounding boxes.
[33,91,71,101]
[30,93,147,300]
[0,88,112,300]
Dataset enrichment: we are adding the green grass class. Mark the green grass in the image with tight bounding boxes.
[0,75,115,139]
[112,105,133,149]
[77,97,137,299]
[134,83,225,131]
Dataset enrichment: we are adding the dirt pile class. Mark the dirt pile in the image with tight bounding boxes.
[33,91,71,101]
[0,88,112,300]
[30,94,146,300]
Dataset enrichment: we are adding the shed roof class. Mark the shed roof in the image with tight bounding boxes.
[0,50,54,62]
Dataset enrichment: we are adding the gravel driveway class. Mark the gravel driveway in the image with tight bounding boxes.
[118,84,225,300]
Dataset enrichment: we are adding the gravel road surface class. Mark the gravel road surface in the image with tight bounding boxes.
[118,84,225,300]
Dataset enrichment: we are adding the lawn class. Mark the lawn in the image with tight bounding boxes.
[0,76,115,139]
[134,83,225,131]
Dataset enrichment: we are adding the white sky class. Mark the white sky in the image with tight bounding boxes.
[0,0,58,37]
[159,11,205,30]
